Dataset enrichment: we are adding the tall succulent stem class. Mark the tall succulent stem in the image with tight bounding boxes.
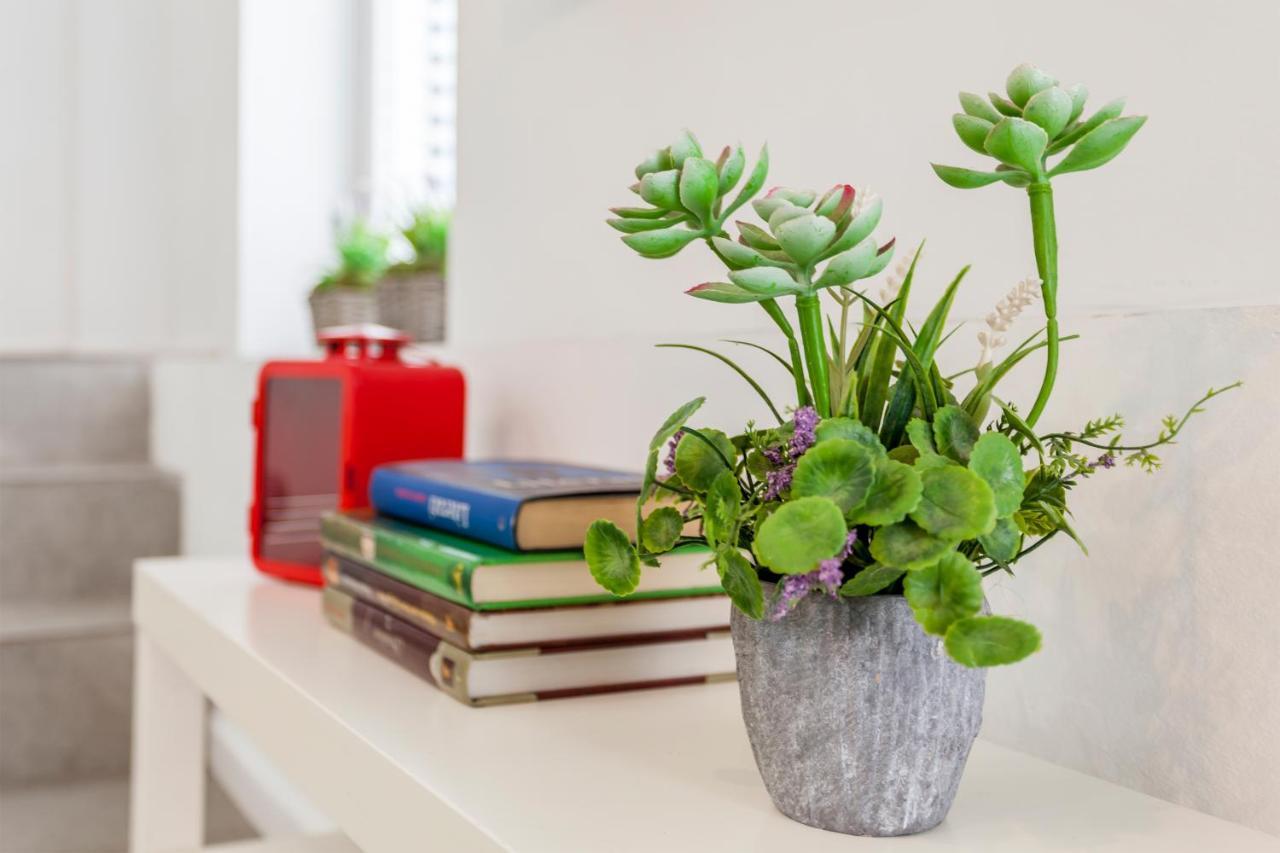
[759,298,811,408]
[794,291,831,417]
[1024,181,1059,426]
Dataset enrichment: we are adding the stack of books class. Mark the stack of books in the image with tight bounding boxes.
[319,460,733,706]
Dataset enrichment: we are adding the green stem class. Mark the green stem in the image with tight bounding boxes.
[1025,181,1059,427]
[760,298,811,408]
[795,291,831,417]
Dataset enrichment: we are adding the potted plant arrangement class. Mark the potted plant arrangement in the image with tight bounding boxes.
[584,63,1238,837]
[377,206,450,342]
[309,219,390,338]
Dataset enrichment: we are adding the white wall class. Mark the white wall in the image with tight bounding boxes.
[452,0,1280,835]
[0,0,239,355]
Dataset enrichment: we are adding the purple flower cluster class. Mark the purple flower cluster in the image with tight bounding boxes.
[760,406,819,501]
[663,429,685,476]
[1091,452,1116,469]
[769,529,860,621]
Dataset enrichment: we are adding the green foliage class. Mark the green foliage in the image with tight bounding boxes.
[752,497,847,574]
[675,428,736,492]
[586,82,1233,671]
[840,564,905,597]
[968,432,1025,517]
[641,507,683,553]
[904,552,984,635]
[870,521,955,571]
[945,616,1042,667]
[910,466,997,541]
[584,520,640,595]
[932,406,981,462]
[398,207,449,273]
[791,439,877,517]
[314,220,390,292]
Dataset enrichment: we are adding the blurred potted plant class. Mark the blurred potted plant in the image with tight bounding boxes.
[377,206,449,342]
[309,220,390,337]
[583,64,1238,837]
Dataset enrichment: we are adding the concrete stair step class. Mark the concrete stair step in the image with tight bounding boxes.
[0,358,151,467]
[0,773,257,852]
[0,617,133,787]
[0,464,180,602]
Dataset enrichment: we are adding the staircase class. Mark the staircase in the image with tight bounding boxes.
[0,357,252,851]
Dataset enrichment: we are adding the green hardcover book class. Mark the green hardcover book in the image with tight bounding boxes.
[320,510,720,611]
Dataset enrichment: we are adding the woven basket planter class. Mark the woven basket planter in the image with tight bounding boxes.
[309,288,377,339]
[376,270,446,343]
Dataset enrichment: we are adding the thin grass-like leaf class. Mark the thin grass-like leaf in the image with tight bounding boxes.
[962,334,1080,413]
[657,343,784,424]
[722,339,794,375]
[860,243,923,431]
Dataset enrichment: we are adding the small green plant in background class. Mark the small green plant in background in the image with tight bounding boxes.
[313,220,391,292]
[584,63,1239,668]
[395,206,450,274]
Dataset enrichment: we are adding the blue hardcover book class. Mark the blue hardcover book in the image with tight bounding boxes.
[369,460,644,551]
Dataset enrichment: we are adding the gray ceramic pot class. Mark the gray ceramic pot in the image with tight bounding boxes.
[730,586,986,837]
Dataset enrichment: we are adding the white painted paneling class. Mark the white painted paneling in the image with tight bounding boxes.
[237,0,358,358]
[453,0,1279,347]
[0,0,75,351]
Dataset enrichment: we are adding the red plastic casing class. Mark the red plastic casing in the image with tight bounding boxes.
[250,326,465,585]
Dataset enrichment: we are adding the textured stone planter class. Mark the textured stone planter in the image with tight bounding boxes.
[731,586,986,836]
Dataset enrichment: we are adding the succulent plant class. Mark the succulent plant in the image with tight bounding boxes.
[609,131,896,417]
[934,63,1148,426]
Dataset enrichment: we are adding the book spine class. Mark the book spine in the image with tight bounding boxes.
[369,467,522,550]
[323,553,476,649]
[323,587,482,707]
[320,512,479,607]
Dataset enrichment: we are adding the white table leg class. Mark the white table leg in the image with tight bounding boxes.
[130,633,207,853]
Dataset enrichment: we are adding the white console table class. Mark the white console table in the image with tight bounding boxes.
[129,558,1277,852]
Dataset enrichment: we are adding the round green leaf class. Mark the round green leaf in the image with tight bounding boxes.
[953,113,994,154]
[1050,116,1147,177]
[906,418,937,455]
[775,213,836,265]
[716,548,764,619]
[752,496,847,574]
[674,428,736,492]
[1023,86,1073,139]
[888,444,920,465]
[984,118,1048,175]
[678,157,719,225]
[815,418,886,457]
[640,507,683,553]
[903,552,983,636]
[621,225,702,259]
[978,516,1022,564]
[1005,62,1057,107]
[637,169,680,209]
[839,564,905,597]
[703,469,740,546]
[968,432,1024,517]
[791,439,877,517]
[869,521,955,570]
[850,458,923,526]
[945,615,1042,667]
[585,520,641,595]
[932,405,981,462]
[910,466,997,541]
[959,91,1002,124]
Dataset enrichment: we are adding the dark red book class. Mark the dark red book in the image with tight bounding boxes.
[322,587,735,707]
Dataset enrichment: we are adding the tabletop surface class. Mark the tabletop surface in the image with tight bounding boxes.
[133,557,1278,853]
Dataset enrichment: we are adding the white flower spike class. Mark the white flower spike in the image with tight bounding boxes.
[977,276,1040,367]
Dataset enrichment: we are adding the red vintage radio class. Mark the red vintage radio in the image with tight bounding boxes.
[250,325,465,585]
